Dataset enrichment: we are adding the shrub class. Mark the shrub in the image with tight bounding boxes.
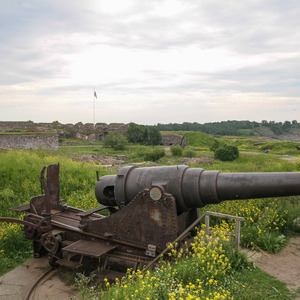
[103,132,127,150]
[126,123,146,144]
[127,123,162,146]
[146,126,162,146]
[144,148,165,162]
[170,145,183,157]
[183,149,196,158]
[214,145,239,161]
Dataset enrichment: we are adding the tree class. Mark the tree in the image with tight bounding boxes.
[126,123,146,144]
[282,121,291,131]
[103,132,127,150]
[146,126,162,146]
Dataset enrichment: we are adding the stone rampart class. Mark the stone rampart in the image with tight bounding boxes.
[161,135,187,148]
[0,121,36,130]
[0,134,59,150]
[0,122,128,137]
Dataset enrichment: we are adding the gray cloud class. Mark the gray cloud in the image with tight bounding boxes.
[0,0,299,124]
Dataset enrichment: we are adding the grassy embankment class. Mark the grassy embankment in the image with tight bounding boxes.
[0,132,299,299]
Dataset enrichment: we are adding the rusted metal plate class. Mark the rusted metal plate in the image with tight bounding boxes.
[51,214,81,228]
[62,240,116,258]
[89,190,179,251]
[76,205,109,217]
[9,203,30,212]
[47,163,60,196]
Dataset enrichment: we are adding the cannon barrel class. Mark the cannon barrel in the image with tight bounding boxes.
[95,165,300,213]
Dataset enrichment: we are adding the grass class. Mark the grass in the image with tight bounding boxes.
[0,149,114,275]
[226,267,294,300]
[0,136,299,298]
[74,227,294,300]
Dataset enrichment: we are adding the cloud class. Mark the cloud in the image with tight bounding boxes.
[0,0,300,124]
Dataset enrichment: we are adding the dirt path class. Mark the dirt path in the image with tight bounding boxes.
[0,256,79,300]
[254,236,300,299]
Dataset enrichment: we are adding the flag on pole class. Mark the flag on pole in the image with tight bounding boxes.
[94,90,98,99]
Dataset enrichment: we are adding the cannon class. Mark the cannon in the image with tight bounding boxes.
[1,164,300,277]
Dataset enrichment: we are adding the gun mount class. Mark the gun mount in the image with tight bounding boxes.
[1,164,300,278]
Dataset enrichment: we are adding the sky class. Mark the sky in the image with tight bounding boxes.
[1,0,300,125]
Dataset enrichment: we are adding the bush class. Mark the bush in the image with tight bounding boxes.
[170,145,183,157]
[126,123,146,144]
[183,149,196,158]
[103,132,127,150]
[127,123,162,146]
[144,148,165,162]
[214,145,239,161]
[146,126,162,146]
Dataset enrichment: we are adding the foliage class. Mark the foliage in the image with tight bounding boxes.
[126,123,146,144]
[210,140,239,162]
[201,197,300,253]
[184,131,217,148]
[103,132,127,150]
[127,123,162,146]
[261,120,298,135]
[157,119,300,136]
[0,150,114,274]
[183,149,196,158]
[75,226,292,300]
[210,140,225,152]
[145,126,162,146]
[1,137,300,297]
[157,120,260,136]
[170,145,183,157]
[214,145,239,161]
[143,148,165,162]
[257,140,300,155]
[0,222,32,276]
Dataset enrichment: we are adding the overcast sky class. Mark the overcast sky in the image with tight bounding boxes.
[1,0,300,125]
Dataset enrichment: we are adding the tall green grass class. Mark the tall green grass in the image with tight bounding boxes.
[0,144,299,299]
[0,149,114,275]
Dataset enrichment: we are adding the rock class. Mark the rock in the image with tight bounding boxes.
[117,155,128,160]
[293,217,300,229]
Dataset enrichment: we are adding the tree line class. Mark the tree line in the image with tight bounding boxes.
[156,120,299,136]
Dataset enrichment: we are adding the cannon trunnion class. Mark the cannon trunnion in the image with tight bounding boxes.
[2,164,300,276]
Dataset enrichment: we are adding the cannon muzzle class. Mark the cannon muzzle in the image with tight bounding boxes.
[95,165,300,213]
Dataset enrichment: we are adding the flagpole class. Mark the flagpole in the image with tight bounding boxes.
[93,95,95,127]
[93,90,97,127]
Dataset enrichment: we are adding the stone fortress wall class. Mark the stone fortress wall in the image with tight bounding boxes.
[0,134,59,150]
[0,121,185,149]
